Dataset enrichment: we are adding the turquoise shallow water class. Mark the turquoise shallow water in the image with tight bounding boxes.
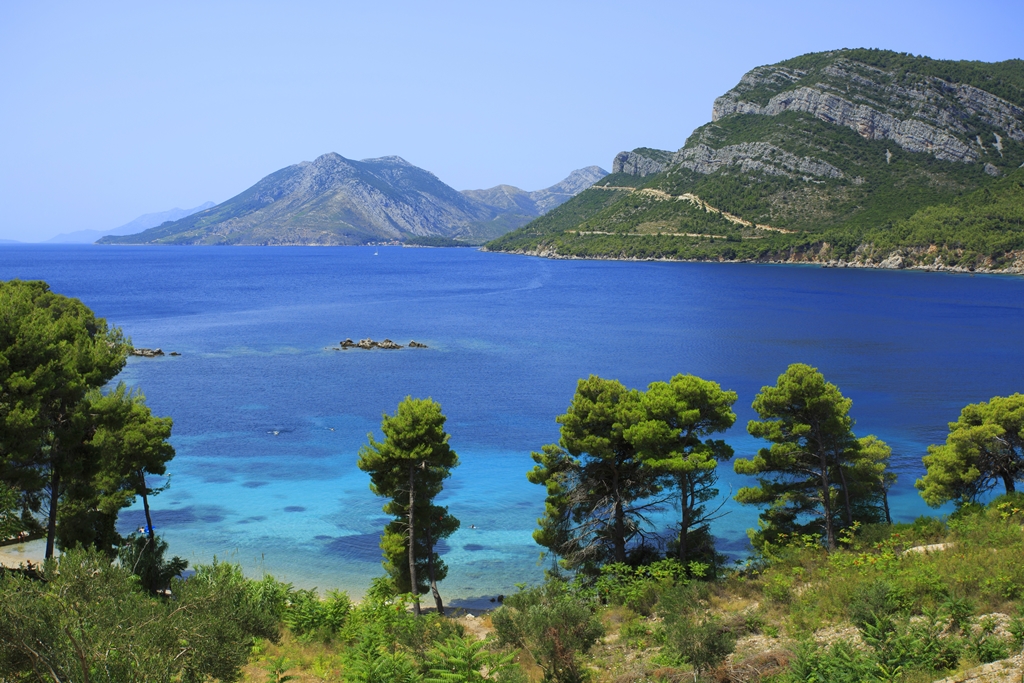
[2,245,1023,608]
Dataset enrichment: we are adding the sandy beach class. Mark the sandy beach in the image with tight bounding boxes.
[0,539,48,569]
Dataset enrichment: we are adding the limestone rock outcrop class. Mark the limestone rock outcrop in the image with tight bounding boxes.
[612,150,668,177]
[671,142,843,179]
[711,56,1024,164]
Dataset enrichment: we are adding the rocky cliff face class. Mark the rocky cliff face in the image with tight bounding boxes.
[612,151,667,176]
[711,56,1024,164]
[671,142,844,180]
[608,50,1024,184]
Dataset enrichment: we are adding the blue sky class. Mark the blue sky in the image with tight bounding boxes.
[1,1,1022,242]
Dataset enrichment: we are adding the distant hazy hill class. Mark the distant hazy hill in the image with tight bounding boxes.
[100,155,606,246]
[47,202,216,244]
[458,166,608,242]
[488,49,1024,273]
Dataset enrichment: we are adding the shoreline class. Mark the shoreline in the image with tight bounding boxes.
[0,539,47,570]
[481,247,1024,276]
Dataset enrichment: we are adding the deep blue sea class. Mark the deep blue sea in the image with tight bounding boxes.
[2,245,1023,607]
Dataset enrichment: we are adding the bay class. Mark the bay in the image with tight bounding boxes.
[2,245,1023,607]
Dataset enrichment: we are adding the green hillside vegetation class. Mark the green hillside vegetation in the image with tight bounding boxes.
[404,235,475,247]
[489,161,1024,268]
[7,499,1021,683]
[488,50,1024,271]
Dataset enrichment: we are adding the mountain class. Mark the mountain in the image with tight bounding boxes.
[99,155,606,246]
[457,166,608,242]
[46,203,216,244]
[487,49,1024,273]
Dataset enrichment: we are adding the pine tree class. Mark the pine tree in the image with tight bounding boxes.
[358,397,459,615]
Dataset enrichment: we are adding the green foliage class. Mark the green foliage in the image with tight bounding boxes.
[423,634,518,682]
[358,397,460,611]
[493,581,604,683]
[530,374,738,574]
[345,646,423,683]
[775,640,878,683]
[917,393,1024,507]
[735,364,892,552]
[859,611,962,676]
[594,559,693,616]
[0,548,279,683]
[528,376,662,571]
[0,481,21,540]
[627,374,737,568]
[60,383,175,556]
[663,615,735,680]
[248,574,295,623]
[263,655,296,683]
[0,279,133,557]
[283,588,352,641]
[656,581,734,678]
[338,582,464,676]
[117,532,188,595]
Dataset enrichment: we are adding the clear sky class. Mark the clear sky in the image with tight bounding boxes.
[1,0,1021,242]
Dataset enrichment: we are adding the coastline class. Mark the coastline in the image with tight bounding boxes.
[0,539,47,570]
[481,246,1024,276]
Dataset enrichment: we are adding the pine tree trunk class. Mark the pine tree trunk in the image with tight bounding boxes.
[678,473,690,564]
[45,467,60,560]
[882,485,892,525]
[140,470,155,543]
[1003,473,1016,494]
[425,515,444,615]
[820,457,836,551]
[612,468,627,562]
[836,463,853,526]
[408,464,420,616]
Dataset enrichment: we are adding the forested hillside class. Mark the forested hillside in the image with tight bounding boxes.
[487,49,1024,272]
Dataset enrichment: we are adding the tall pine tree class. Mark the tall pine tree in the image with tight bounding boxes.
[358,397,459,614]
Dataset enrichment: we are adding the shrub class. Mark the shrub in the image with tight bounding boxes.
[424,634,519,683]
[284,588,352,641]
[117,533,188,595]
[493,582,604,683]
[776,640,877,683]
[847,580,905,629]
[595,559,689,616]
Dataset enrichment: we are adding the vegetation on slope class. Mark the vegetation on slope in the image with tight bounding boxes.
[489,165,1024,270]
[488,50,1024,271]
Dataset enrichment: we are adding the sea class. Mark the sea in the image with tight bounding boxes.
[2,245,1023,608]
